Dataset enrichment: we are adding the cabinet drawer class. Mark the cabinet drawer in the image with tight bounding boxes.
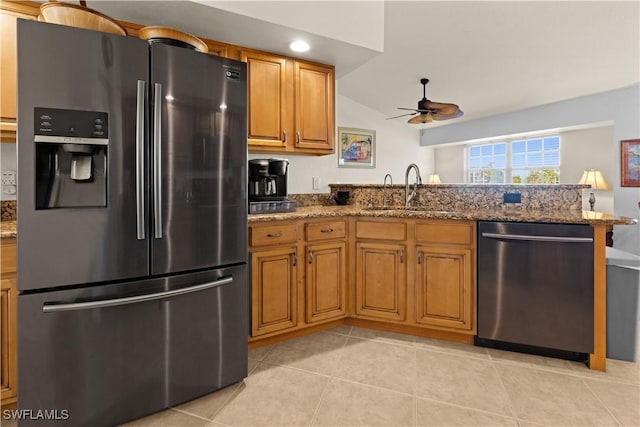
[1,240,16,275]
[355,220,406,241]
[415,221,473,245]
[305,220,346,241]
[250,224,298,247]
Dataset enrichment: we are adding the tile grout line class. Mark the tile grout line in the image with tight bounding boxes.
[307,326,353,426]
[415,395,522,424]
[488,354,521,423]
[580,378,624,427]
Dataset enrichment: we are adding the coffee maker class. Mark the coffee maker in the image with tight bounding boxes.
[248,158,296,213]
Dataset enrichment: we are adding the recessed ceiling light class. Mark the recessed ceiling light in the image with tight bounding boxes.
[289,40,310,52]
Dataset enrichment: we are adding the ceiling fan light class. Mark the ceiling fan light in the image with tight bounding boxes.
[408,113,433,124]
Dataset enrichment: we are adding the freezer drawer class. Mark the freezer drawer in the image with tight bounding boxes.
[18,265,248,427]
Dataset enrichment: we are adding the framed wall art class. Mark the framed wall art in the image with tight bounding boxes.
[337,127,375,168]
[621,139,640,187]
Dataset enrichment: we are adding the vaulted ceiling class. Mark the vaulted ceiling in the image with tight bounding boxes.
[89,1,640,128]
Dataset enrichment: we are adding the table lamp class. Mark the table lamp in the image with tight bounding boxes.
[427,174,442,184]
[578,169,610,211]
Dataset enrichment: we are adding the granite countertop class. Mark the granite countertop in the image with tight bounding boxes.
[1,220,16,239]
[248,205,638,225]
[2,207,634,239]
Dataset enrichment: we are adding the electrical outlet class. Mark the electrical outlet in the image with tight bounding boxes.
[312,177,320,190]
[503,192,522,204]
[1,171,16,186]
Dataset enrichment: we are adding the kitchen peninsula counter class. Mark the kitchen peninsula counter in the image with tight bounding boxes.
[248,205,637,225]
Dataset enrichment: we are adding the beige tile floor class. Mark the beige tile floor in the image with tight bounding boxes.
[123,325,640,427]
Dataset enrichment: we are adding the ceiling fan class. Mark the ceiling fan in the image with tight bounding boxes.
[387,78,463,124]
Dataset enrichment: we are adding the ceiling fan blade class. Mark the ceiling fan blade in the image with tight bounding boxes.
[422,101,460,115]
[397,107,432,113]
[407,113,433,124]
[386,112,417,120]
[432,109,464,121]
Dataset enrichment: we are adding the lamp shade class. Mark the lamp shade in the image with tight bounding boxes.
[427,174,442,184]
[578,169,610,190]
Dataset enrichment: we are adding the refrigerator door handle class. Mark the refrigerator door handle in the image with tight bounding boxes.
[136,80,146,240]
[153,82,163,239]
[42,276,234,313]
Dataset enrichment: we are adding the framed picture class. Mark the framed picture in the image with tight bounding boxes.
[338,127,376,168]
[621,139,640,187]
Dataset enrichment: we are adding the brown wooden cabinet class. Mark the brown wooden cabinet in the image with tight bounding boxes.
[251,245,298,337]
[354,241,407,322]
[293,61,334,151]
[414,220,476,333]
[241,49,335,155]
[353,219,408,322]
[249,222,299,337]
[415,246,473,331]
[1,238,17,406]
[305,219,347,323]
[0,5,38,142]
[241,50,292,151]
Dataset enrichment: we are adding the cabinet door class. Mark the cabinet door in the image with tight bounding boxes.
[241,50,292,149]
[294,61,335,151]
[415,246,473,331]
[306,242,347,323]
[0,277,16,404]
[251,246,298,336]
[355,242,406,321]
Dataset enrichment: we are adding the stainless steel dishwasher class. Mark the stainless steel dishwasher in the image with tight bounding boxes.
[476,221,594,355]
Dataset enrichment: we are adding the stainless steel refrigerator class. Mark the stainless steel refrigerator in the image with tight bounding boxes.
[17,20,248,426]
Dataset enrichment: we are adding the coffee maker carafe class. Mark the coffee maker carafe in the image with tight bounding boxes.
[248,158,296,213]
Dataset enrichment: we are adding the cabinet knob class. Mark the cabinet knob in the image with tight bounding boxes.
[417,252,423,264]
[399,250,404,263]
[320,228,334,233]
[283,130,287,143]
[292,252,297,266]
[308,251,314,264]
[267,232,283,238]
[296,131,301,143]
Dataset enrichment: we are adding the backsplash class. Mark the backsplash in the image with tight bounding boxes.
[321,184,588,211]
[2,201,16,220]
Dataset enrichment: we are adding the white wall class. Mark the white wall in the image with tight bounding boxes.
[560,126,615,212]
[249,94,433,194]
[434,145,465,184]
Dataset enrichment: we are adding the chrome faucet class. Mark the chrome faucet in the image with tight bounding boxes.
[383,174,393,207]
[405,164,422,208]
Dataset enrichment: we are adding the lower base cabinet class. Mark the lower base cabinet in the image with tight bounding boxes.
[250,247,298,337]
[249,217,475,342]
[249,219,348,340]
[415,246,473,331]
[306,242,347,323]
[354,241,407,322]
[1,238,17,406]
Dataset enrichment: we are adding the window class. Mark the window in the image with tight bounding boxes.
[467,136,560,184]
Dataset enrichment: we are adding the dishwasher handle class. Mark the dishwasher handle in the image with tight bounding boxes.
[481,232,593,243]
[42,276,233,313]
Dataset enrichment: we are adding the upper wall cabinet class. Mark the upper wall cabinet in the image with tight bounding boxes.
[1,6,38,142]
[294,61,335,152]
[241,49,335,155]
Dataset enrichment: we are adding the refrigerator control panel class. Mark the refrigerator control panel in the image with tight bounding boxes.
[34,107,108,138]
